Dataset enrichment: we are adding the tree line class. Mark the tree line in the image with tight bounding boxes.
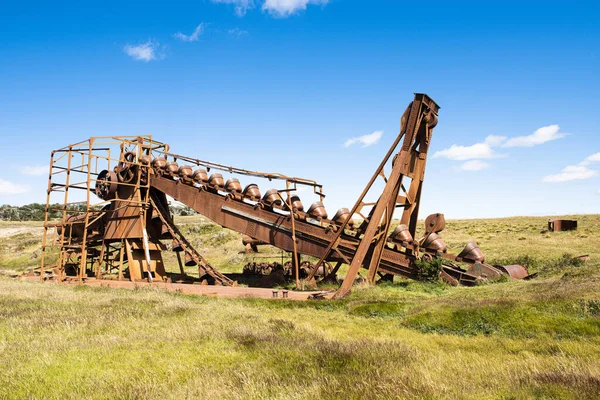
[0,203,196,221]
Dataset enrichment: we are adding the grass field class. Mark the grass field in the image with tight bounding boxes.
[0,215,599,399]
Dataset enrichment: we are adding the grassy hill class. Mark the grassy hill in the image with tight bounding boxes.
[0,215,599,399]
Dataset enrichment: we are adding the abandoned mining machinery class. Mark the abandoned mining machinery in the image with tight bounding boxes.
[37,93,528,299]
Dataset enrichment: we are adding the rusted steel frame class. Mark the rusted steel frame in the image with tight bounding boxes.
[117,241,125,280]
[57,147,74,280]
[150,175,468,283]
[272,183,302,287]
[400,153,426,235]
[365,181,402,283]
[135,138,154,282]
[305,118,408,283]
[96,240,106,278]
[158,150,324,192]
[78,139,96,280]
[334,158,410,297]
[176,251,185,275]
[334,95,428,298]
[50,183,91,191]
[39,151,56,281]
[324,261,343,281]
[51,166,99,175]
[51,135,162,153]
[149,194,233,285]
[151,175,352,258]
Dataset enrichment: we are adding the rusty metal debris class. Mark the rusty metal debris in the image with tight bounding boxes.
[36,93,529,299]
[548,219,577,232]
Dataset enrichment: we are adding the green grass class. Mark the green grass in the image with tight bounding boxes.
[0,214,599,399]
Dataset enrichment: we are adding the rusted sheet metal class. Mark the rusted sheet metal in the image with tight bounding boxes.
[497,264,529,280]
[548,219,577,232]
[149,175,483,284]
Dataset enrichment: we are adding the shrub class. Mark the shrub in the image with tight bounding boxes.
[413,257,443,282]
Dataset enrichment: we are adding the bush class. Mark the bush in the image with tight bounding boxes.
[413,257,443,282]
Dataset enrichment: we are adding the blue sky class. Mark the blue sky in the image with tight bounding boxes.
[0,0,598,218]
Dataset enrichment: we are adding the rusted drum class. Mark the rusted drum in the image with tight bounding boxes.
[140,155,151,166]
[458,241,485,263]
[160,223,172,239]
[165,161,179,176]
[225,178,242,193]
[208,173,224,189]
[285,195,304,212]
[172,239,183,252]
[152,157,167,171]
[307,201,328,220]
[262,189,282,207]
[389,224,413,244]
[422,232,447,252]
[243,184,261,200]
[242,235,255,246]
[151,208,161,221]
[184,252,197,266]
[497,264,529,279]
[178,165,193,182]
[192,169,208,184]
[332,208,354,229]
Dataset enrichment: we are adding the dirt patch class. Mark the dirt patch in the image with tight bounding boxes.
[0,226,44,239]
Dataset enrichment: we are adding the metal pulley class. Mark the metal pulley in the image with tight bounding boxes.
[424,213,446,234]
[95,170,118,200]
[116,151,138,183]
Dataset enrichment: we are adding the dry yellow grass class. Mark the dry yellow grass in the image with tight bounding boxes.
[0,214,599,399]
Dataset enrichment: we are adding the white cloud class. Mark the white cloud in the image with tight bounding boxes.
[542,165,598,183]
[580,152,600,166]
[174,23,205,42]
[433,134,506,161]
[344,130,383,148]
[0,179,29,195]
[459,160,490,171]
[434,135,505,161]
[433,143,495,161]
[212,0,255,16]
[228,28,248,37]
[502,125,566,148]
[483,135,507,147]
[124,40,162,62]
[542,151,600,183]
[21,165,48,176]
[262,0,329,17]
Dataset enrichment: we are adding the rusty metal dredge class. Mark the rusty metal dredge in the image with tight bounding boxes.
[38,94,528,299]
